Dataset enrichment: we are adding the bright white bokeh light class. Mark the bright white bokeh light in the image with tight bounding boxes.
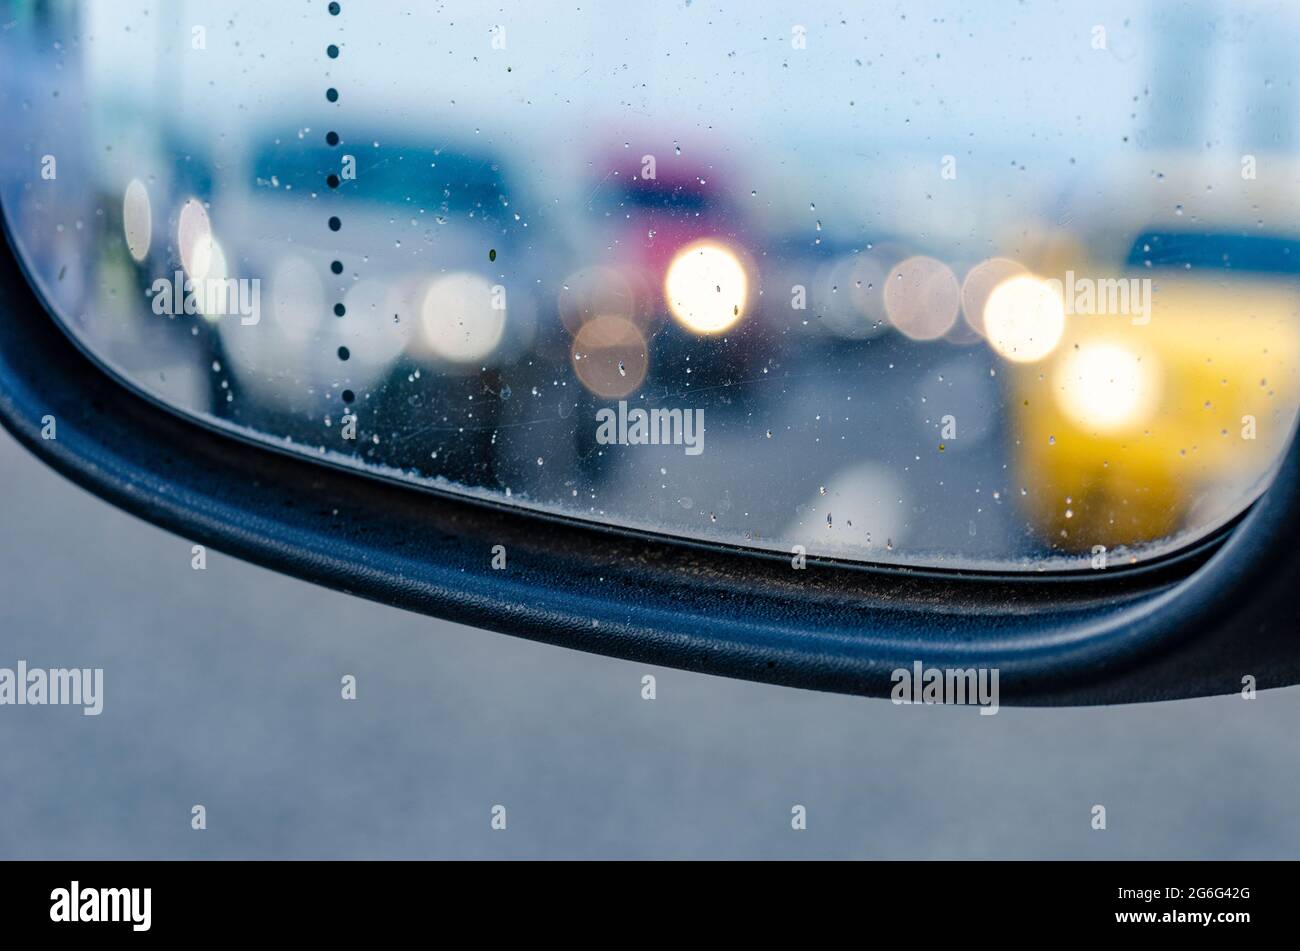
[420,273,506,362]
[123,179,151,263]
[983,274,1066,363]
[177,198,213,281]
[193,239,229,320]
[1054,340,1159,432]
[664,241,748,334]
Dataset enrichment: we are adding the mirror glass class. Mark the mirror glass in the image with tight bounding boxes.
[3,0,1299,570]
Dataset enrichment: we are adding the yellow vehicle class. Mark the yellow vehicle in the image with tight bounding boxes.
[1015,275,1300,559]
[1003,162,1300,561]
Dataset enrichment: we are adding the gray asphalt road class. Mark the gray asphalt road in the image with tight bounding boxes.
[0,425,1297,859]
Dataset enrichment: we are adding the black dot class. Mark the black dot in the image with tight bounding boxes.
[330,260,343,274]
[328,216,341,231]
[326,88,339,103]
[328,2,341,15]
[489,248,497,262]
[341,389,355,404]
[334,303,346,317]
[326,131,339,146]
[337,346,350,361]
[327,173,340,189]
[327,44,339,58]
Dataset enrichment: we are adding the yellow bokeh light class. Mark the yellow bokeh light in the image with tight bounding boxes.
[571,314,649,398]
[1054,340,1160,433]
[664,241,748,335]
[983,274,1065,363]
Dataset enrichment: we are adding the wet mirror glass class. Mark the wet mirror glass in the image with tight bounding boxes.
[3,0,1299,571]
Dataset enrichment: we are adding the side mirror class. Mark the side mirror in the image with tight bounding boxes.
[3,222,1299,705]
[4,2,1300,708]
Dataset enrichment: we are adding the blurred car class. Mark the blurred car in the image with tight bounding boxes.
[206,130,550,414]
[1005,160,1300,561]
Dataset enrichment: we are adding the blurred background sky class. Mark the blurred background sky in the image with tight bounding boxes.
[1,425,1298,860]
